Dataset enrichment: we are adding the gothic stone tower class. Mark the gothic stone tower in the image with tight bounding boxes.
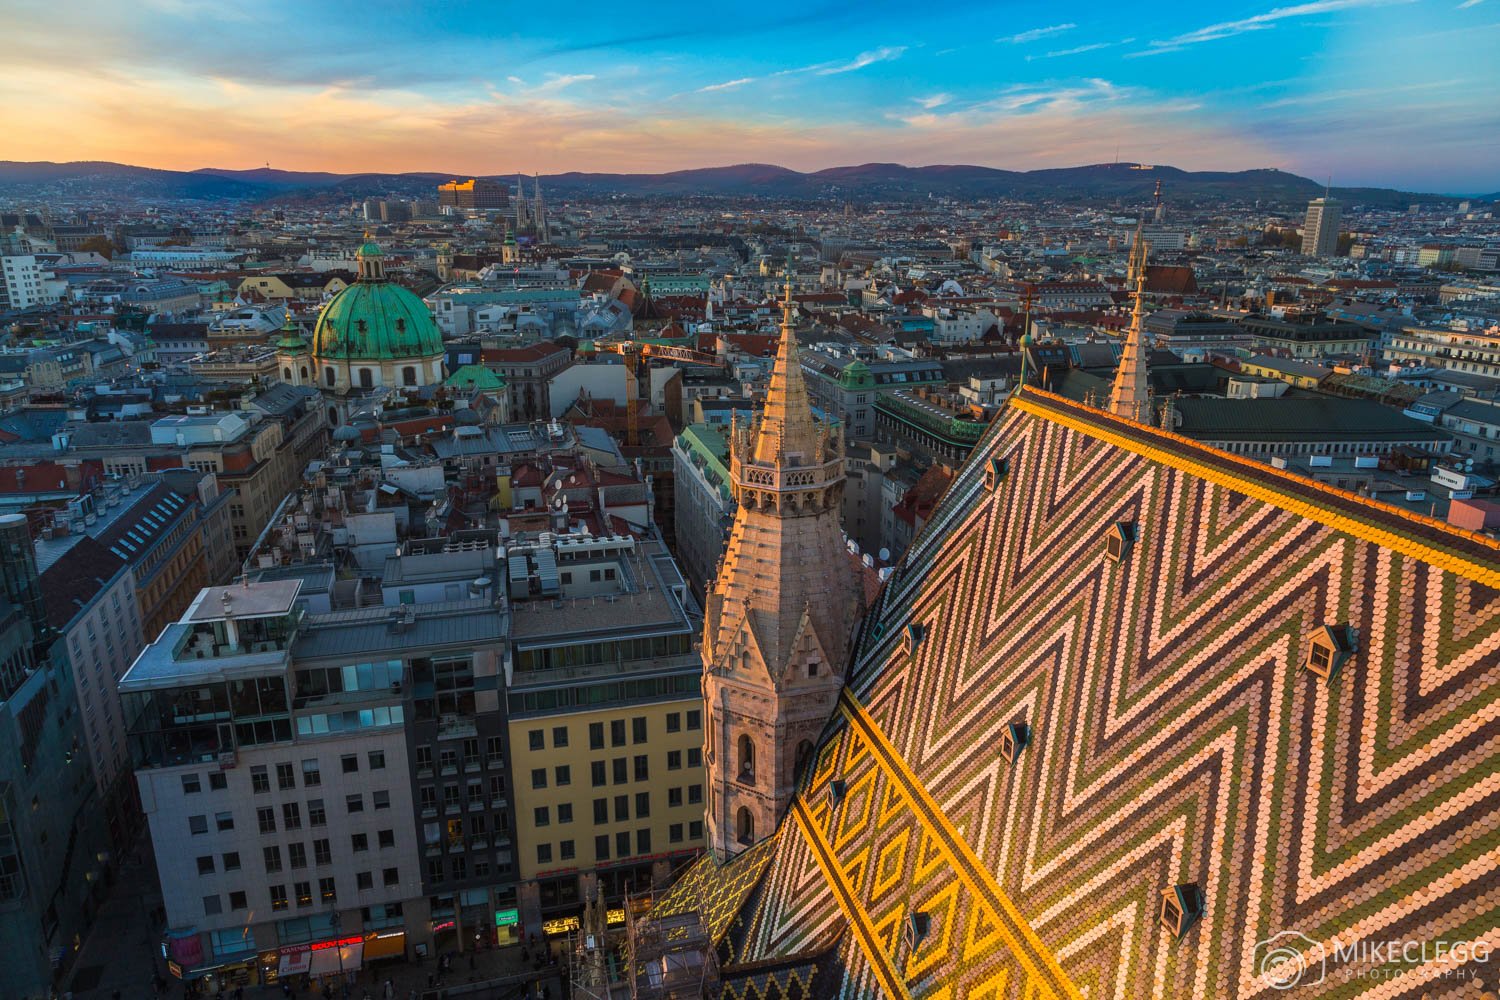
[703,280,865,860]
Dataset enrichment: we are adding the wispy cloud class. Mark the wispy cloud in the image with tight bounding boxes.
[698,77,756,93]
[815,45,906,74]
[1000,23,1076,44]
[1457,0,1484,8]
[532,73,595,93]
[915,92,953,109]
[1130,0,1412,56]
[1027,39,1134,60]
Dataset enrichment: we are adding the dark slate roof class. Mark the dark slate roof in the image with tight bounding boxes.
[39,536,127,631]
[95,483,194,563]
[1172,396,1448,442]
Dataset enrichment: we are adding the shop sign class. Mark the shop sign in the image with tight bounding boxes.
[279,935,363,956]
[542,916,580,935]
[494,908,520,927]
[431,920,456,933]
[168,962,184,980]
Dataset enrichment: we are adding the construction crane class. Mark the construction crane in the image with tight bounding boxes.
[592,340,726,446]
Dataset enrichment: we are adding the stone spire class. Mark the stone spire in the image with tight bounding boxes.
[702,264,865,861]
[753,275,820,464]
[1108,225,1150,421]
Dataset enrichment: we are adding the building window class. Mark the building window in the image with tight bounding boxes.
[555,765,571,787]
[383,868,399,887]
[229,890,247,911]
[614,795,629,822]
[270,885,288,911]
[589,722,604,750]
[591,761,606,787]
[182,774,201,795]
[666,712,681,733]
[537,843,552,865]
[594,836,610,862]
[552,726,569,748]
[295,881,312,908]
[308,799,326,826]
[635,792,650,818]
[197,856,215,876]
[669,823,683,844]
[736,807,755,846]
[615,831,631,858]
[531,768,547,790]
[289,843,307,869]
[357,871,374,892]
[557,803,573,824]
[283,803,301,830]
[535,806,550,828]
[1304,625,1356,681]
[320,877,336,903]
[257,808,276,834]
[668,787,683,808]
[593,799,608,823]
[667,750,682,771]
[346,794,364,813]
[403,366,417,386]
[208,771,227,791]
[215,812,234,832]
[224,852,241,872]
[632,717,648,744]
[687,748,702,768]
[276,763,295,790]
[560,840,575,861]
[612,758,627,784]
[379,829,395,849]
[637,829,651,854]
[528,730,544,751]
[687,710,701,731]
[610,720,626,747]
[369,750,386,770]
[314,839,332,865]
[188,815,208,835]
[688,784,702,805]
[358,368,374,389]
[264,846,282,873]
[342,754,359,774]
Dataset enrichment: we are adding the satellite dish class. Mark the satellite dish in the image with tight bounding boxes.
[878,547,890,562]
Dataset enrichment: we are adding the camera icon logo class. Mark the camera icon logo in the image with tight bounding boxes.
[1255,930,1327,991]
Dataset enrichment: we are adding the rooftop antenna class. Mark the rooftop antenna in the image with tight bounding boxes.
[1324,175,1332,199]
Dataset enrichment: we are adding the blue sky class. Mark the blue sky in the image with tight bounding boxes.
[3,0,1497,191]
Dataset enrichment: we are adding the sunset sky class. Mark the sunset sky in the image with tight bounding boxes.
[3,0,1498,192]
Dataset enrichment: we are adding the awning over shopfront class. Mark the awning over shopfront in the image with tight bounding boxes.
[309,941,363,977]
[363,932,406,961]
[278,951,311,978]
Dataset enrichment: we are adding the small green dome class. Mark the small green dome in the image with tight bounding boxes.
[358,238,384,257]
[312,281,442,363]
[838,359,875,390]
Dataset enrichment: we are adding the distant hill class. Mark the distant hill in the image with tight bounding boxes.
[0,159,1469,208]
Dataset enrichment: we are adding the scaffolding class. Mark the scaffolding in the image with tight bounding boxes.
[622,880,716,1000]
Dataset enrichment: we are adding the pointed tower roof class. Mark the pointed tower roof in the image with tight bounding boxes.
[1108,225,1150,421]
[753,276,820,464]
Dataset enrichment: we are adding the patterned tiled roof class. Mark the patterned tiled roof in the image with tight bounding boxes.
[712,386,1500,998]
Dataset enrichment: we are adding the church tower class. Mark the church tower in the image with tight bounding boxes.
[703,276,865,860]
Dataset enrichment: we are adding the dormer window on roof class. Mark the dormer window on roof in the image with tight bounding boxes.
[1106,522,1137,563]
[1303,624,1356,681]
[1000,722,1030,765]
[986,456,1008,492]
[904,622,925,657]
[1158,883,1202,938]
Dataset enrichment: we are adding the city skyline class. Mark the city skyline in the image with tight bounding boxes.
[3,0,1498,193]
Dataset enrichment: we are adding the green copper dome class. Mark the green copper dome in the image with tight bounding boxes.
[838,359,875,390]
[311,241,443,362]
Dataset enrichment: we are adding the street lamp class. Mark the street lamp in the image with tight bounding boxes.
[329,909,345,991]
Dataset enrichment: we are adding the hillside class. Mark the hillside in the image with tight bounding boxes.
[0,159,1465,208]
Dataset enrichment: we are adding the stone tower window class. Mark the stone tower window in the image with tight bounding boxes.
[403,366,417,386]
[738,734,755,784]
[736,806,754,846]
